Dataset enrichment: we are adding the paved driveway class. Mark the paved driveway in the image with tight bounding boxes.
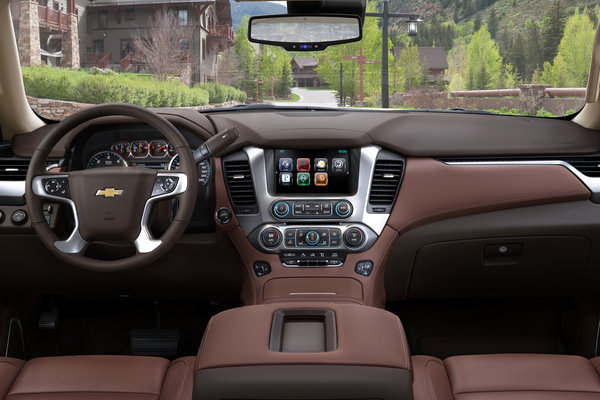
[273,87,338,107]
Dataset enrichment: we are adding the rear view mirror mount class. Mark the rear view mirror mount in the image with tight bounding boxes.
[248,14,363,51]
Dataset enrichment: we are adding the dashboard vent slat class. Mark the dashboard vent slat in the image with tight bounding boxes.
[368,158,404,210]
[0,159,30,181]
[223,158,258,214]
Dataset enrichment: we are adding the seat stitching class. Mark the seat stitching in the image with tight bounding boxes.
[172,359,188,400]
[0,360,23,369]
[7,390,159,396]
[424,358,451,400]
[453,389,600,395]
[395,317,410,369]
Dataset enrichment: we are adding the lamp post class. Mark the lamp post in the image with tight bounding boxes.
[365,1,422,108]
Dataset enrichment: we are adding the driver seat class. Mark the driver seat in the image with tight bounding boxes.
[0,355,194,400]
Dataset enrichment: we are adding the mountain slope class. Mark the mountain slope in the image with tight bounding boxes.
[231,1,287,31]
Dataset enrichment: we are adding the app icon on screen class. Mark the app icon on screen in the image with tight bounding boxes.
[297,172,310,186]
[332,158,346,172]
[315,173,328,186]
[314,158,328,172]
[280,172,292,185]
[297,158,311,172]
[279,158,293,172]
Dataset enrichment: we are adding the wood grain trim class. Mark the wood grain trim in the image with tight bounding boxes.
[387,158,591,233]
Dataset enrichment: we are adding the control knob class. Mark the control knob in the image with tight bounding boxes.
[261,228,282,248]
[273,201,290,218]
[335,201,352,218]
[344,227,364,248]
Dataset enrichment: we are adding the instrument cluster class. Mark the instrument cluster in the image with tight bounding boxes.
[87,140,179,170]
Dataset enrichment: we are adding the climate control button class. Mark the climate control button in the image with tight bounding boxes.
[305,230,320,245]
[261,228,282,248]
[344,227,364,248]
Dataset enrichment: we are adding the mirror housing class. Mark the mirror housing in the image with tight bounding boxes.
[248,14,363,51]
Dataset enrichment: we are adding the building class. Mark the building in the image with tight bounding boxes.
[392,46,449,83]
[291,57,322,88]
[10,0,234,85]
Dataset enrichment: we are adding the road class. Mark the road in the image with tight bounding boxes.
[273,87,338,107]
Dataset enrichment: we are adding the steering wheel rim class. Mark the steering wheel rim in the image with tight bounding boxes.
[25,103,198,272]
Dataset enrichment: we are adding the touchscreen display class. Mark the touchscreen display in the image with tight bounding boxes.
[275,149,351,194]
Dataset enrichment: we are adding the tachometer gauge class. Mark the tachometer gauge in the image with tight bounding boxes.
[88,151,128,169]
[111,142,131,157]
[131,141,149,157]
[150,140,168,157]
[168,154,180,170]
[167,143,177,157]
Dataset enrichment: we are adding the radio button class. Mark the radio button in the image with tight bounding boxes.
[306,231,320,245]
[273,202,290,218]
[335,201,352,218]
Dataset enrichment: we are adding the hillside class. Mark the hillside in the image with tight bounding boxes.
[386,0,600,29]
[231,1,287,31]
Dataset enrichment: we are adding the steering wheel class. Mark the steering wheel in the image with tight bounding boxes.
[25,104,198,272]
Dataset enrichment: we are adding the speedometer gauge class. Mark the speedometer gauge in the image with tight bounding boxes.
[131,141,149,157]
[111,142,131,157]
[88,151,128,169]
[150,140,168,157]
[168,154,180,170]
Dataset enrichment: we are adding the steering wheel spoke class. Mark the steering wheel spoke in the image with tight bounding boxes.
[134,172,189,254]
[31,174,88,254]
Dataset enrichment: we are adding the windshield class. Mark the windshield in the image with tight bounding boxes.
[11,0,594,119]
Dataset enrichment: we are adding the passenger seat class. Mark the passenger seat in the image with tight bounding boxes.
[413,354,600,400]
[0,355,194,400]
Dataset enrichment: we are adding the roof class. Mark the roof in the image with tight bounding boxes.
[88,0,213,8]
[292,57,318,68]
[392,47,448,70]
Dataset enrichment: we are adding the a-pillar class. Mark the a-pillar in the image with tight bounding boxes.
[18,0,41,66]
[62,14,80,68]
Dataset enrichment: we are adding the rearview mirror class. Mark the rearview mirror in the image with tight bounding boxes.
[248,15,362,51]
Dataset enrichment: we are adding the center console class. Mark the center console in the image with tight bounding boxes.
[193,302,414,400]
[216,145,404,307]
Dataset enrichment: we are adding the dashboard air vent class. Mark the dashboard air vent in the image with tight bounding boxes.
[561,158,600,177]
[223,158,258,214]
[0,159,30,180]
[368,155,405,212]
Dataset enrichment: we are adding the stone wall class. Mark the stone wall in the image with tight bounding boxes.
[18,0,41,66]
[26,96,242,120]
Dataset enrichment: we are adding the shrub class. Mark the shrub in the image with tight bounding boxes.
[196,82,246,103]
[21,66,209,107]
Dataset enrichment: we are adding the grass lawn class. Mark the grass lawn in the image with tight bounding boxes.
[274,93,301,102]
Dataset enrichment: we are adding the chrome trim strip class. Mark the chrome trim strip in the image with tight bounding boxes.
[0,181,25,197]
[239,146,390,235]
[134,172,188,253]
[32,175,87,254]
[444,160,600,194]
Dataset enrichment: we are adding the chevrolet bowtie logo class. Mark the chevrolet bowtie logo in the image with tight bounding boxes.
[95,188,124,198]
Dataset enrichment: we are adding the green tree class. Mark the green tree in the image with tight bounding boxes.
[466,26,503,89]
[526,22,544,80]
[397,43,422,91]
[475,63,491,89]
[542,9,595,87]
[280,61,293,98]
[507,34,526,79]
[234,17,259,98]
[316,3,388,104]
[542,0,566,63]
[473,13,482,32]
[488,9,498,38]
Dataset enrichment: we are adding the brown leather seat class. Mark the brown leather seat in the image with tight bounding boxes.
[0,355,194,400]
[413,354,600,400]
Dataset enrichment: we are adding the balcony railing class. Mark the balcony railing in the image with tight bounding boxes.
[10,3,69,32]
[82,52,111,67]
[208,25,234,42]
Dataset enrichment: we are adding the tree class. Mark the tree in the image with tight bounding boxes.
[217,48,242,86]
[466,26,503,89]
[280,61,293,98]
[507,34,526,79]
[488,9,498,38]
[397,43,422,91]
[473,13,482,32]
[542,0,566,63]
[475,63,491,90]
[132,8,193,82]
[542,9,595,87]
[526,22,544,80]
[234,17,259,97]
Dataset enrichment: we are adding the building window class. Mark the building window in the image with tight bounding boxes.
[86,12,91,33]
[98,10,108,29]
[202,38,206,60]
[178,38,188,50]
[178,9,187,25]
[53,2,58,10]
[93,40,104,54]
[125,8,135,20]
[120,39,132,59]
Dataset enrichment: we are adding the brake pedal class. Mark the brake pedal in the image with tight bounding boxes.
[39,312,58,330]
